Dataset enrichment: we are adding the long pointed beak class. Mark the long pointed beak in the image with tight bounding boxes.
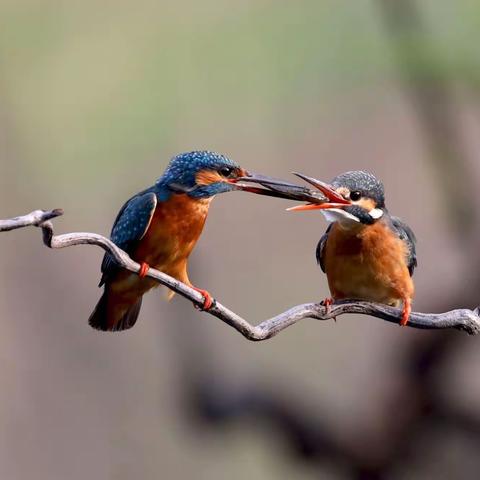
[286,172,351,212]
[231,172,328,204]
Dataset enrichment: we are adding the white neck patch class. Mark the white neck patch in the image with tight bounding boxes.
[369,208,384,220]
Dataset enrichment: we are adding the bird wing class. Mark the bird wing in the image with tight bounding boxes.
[316,223,333,273]
[99,189,157,286]
[390,215,417,276]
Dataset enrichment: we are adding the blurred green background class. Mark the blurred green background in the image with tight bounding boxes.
[1,1,480,479]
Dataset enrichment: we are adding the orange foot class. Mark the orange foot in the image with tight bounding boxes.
[400,298,411,327]
[192,286,214,311]
[138,262,150,278]
[321,297,334,313]
[321,298,336,321]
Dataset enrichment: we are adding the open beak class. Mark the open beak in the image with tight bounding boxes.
[285,173,351,212]
[229,171,329,204]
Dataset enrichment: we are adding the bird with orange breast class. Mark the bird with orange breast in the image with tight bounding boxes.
[88,150,312,332]
[287,171,417,326]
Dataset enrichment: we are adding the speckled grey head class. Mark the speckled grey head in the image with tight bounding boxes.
[331,171,385,208]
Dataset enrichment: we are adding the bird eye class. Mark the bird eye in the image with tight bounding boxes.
[219,166,235,178]
[350,191,362,201]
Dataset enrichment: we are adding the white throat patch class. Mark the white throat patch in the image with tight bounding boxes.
[321,207,384,225]
[321,208,360,224]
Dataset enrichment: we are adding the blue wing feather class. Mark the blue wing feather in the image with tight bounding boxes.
[390,215,417,276]
[316,224,332,273]
[99,189,157,285]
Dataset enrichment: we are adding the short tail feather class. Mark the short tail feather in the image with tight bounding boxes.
[88,290,142,332]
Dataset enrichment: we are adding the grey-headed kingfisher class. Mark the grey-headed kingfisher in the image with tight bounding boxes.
[286,171,417,326]
[88,151,309,332]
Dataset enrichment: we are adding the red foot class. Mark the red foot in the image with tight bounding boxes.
[138,262,150,278]
[192,287,214,311]
[321,298,337,322]
[400,298,411,326]
[321,297,334,314]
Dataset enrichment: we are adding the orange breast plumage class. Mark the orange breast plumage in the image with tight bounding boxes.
[133,194,211,281]
[323,221,414,307]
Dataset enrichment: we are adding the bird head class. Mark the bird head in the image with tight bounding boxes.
[287,170,386,226]
[157,151,244,198]
[158,151,323,201]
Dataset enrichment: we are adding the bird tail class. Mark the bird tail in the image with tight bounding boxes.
[88,290,143,332]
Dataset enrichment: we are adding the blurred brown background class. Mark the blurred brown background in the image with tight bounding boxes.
[1,1,480,479]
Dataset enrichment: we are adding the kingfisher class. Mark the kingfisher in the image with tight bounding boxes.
[285,171,417,326]
[88,150,310,332]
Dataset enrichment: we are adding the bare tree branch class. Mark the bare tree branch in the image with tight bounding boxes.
[0,209,64,231]
[2,209,480,337]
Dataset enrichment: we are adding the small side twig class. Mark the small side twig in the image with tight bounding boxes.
[2,209,480,338]
[0,209,64,232]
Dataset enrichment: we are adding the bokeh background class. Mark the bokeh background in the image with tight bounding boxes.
[1,1,480,479]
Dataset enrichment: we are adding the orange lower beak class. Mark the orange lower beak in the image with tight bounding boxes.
[286,202,351,212]
[286,173,351,212]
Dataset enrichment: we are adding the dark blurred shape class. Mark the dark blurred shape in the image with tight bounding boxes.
[181,330,480,479]
[377,0,476,236]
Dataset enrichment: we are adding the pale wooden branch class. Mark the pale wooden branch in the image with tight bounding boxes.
[0,209,64,231]
[2,209,480,337]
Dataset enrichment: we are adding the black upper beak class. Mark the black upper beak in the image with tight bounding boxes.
[233,172,328,204]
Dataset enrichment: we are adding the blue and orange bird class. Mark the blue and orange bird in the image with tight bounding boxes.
[284,171,417,326]
[88,151,308,332]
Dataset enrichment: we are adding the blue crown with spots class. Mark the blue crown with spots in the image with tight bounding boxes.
[157,151,240,198]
